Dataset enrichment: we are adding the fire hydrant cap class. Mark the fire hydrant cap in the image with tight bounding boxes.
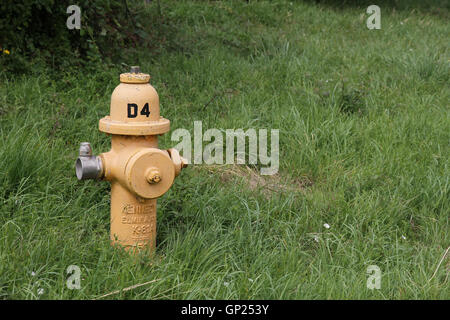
[125,148,175,199]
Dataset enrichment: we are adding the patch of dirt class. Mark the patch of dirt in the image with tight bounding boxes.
[201,165,313,198]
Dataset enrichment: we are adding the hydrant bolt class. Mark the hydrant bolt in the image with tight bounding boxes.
[130,66,140,74]
[79,142,92,157]
[146,168,161,184]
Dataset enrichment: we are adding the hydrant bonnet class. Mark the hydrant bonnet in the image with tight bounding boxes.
[98,68,170,136]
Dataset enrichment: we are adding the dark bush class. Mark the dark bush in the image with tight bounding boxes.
[0,0,164,73]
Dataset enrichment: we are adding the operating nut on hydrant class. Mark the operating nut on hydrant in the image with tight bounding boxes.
[146,168,161,184]
[75,66,187,252]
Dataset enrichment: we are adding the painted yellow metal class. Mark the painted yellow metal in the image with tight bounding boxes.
[119,72,150,84]
[92,68,186,250]
[167,148,188,177]
[99,69,170,136]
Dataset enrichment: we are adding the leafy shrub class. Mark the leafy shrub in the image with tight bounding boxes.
[0,0,163,73]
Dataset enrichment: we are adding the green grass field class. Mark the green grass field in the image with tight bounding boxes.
[0,0,448,299]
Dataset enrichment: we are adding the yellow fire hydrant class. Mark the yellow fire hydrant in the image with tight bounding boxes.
[75,66,187,251]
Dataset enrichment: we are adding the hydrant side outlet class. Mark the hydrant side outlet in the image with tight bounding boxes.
[76,67,186,251]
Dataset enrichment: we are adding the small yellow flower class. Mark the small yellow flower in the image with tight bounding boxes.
[3,49,10,55]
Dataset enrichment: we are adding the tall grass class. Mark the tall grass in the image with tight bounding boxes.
[0,0,448,299]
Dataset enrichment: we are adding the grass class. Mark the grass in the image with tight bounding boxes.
[0,0,448,299]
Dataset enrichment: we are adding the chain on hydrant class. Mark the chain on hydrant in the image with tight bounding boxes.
[75,66,187,251]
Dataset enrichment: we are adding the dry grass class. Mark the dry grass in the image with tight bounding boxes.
[200,165,314,198]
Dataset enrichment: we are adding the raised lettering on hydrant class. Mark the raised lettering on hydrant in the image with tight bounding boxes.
[75,66,187,250]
